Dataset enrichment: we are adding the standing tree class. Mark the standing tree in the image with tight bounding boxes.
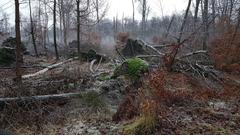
[194,0,201,28]
[178,0,192,44]
[29,0,39,57]
[202,0,209,50]
[141,0,147,37]
[76,0,81,59]
[132,0,135,30]
[53,0,59,60]
[15,0,22,84]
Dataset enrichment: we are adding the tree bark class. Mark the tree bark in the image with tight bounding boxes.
[76,0,81,59]
[202,0,209,50]
[15,0,22,84]
[141,0,146,37]
[96,0,99,23]
[53,0,59,60]
[211,0,216,31]
[194,0,201,28]
[132,0,135,32]
[29,0,39,57]
[0,93,82,108]
[178,0,192,43]
[165,15,175,38]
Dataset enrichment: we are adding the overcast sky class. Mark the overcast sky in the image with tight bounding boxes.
[107,0,188,19]
[0,0,188,24]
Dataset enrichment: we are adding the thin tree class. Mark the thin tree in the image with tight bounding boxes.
[194,0,201,28]
[141,0,147,37]
[165,15,175,38]
[211,0,216,31]
[132,0,135,30]
[202,0,209,50]
[29,0,39,57]
[96,0,99,22]
[53,0,59,60]
[15,0,22,84]
[76,0,80,59]
[178,0,192,43]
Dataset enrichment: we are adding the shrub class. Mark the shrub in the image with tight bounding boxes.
[81,91,107,112]
[2,37,26,52]
[111,58,149,80]
[0,48,15,66]
[210,31,240,72]
[123,99,158,135]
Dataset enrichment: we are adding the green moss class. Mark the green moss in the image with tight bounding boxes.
[124,114,157,135]
[98,74,111,81]
[111,58,149,80]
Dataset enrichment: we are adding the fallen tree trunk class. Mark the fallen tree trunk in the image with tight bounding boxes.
[0,65,47,69]
[22,57,78,79]
[0,92,82,108]
[178,50,208,59]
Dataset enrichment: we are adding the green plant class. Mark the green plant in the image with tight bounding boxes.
[111,58,149,80]
[0,48,15,66]
[2,37,26,52]
[81,91,107,112]
[98,74,111,81]
[124,114,157,135]
[123,98,158,135]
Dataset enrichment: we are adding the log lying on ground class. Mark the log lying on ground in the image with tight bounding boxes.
[0,92,82,108]
[0,65,47,69]
[22,57,78,79]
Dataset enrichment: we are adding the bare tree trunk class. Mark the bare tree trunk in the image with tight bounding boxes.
[211,0,216,31]
[29,0,39,57]
[76,0,81,59]
[194,0,201,28]
[58,0,63,42]
[229,0,234,22]
[96,0,99,22]
[53,0,59,60]
[132,0,135,31]
[38,0,43,47]
[165,15,175,38]
[122,13,125,32]
[178,0,192,43]
[202,0,209,50]
[43,0,48,54]
[61,0,68,48]
[141,0,146,37]
[15,0,22,84]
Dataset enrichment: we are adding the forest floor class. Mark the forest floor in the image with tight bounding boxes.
[0,55,240,135]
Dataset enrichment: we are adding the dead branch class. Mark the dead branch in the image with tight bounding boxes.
[90,59,97,73]
[178,50,208,59]
[0,93,82,108]
[136,55,163,58]
[0,65,47,69]
[22,57,78,79]
[96,56,103,71]
[138,39,165,56]
[152,44,176,48]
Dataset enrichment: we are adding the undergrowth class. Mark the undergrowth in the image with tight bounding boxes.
[111,58,149,80]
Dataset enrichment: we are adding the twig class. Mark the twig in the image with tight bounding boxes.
[90,59,97,73]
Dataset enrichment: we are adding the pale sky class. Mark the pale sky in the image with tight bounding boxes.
[0,0,189,24]
[107,0,189,19]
